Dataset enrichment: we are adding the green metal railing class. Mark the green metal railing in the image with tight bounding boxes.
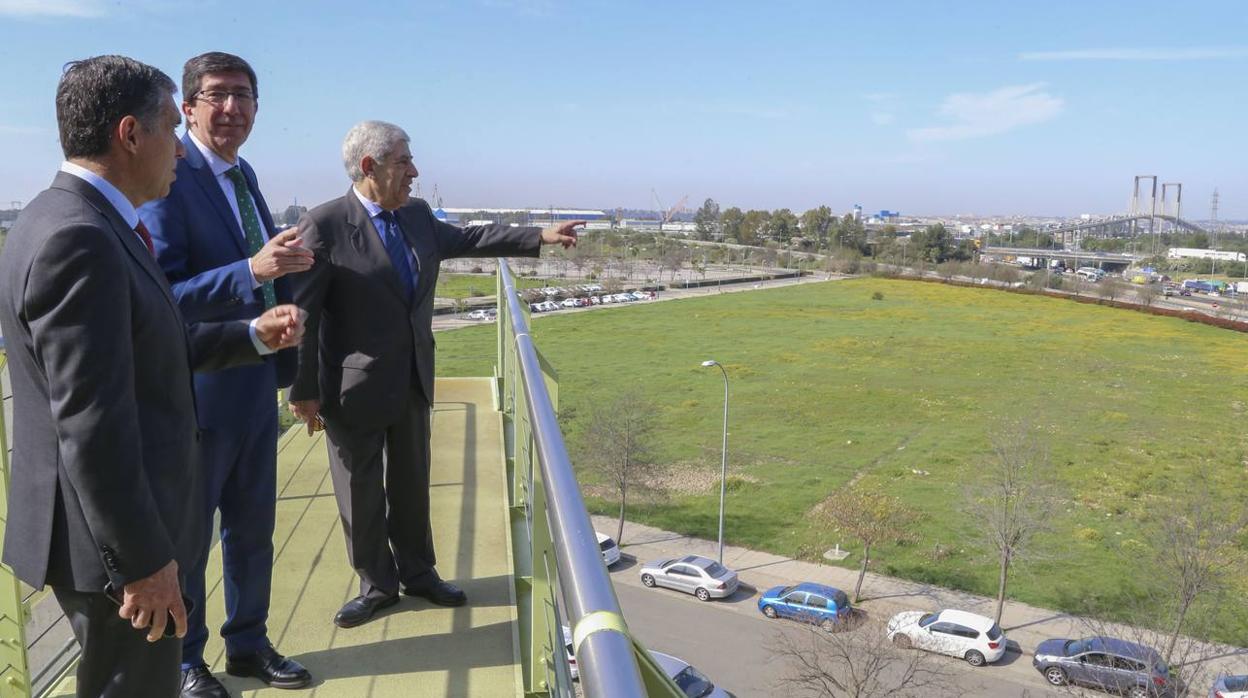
[495,260,684,698]
[0,347,32,698]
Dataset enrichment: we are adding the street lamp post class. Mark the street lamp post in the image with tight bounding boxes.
[701,360,729,566]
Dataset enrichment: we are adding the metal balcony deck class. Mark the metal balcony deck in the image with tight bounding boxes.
[46,377,522,698]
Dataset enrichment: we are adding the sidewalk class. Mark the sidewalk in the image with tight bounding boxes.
[594,515,1248,691]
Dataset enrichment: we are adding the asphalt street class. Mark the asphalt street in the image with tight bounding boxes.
[608,560,1075,697]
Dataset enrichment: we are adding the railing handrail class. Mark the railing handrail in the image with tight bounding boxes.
[497,260,648,696]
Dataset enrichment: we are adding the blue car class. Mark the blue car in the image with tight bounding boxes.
[757,582,852,629]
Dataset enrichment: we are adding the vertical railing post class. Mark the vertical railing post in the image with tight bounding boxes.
[0,349,32,698]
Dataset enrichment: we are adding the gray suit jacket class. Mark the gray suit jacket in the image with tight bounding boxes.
[0,172,258,592]
[289,192,539,428]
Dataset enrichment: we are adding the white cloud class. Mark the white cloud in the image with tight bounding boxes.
[1020,46,1248,61]
[907,83,1063,143]
[0,0,105,17]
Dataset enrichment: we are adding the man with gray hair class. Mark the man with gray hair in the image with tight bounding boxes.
[288,121,580,628]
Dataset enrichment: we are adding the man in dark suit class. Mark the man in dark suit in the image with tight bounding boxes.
[288,120,580,628]
[142,52,313,698]
[0,56,304,698]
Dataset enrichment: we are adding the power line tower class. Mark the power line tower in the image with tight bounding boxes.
[1210,188,1220,246]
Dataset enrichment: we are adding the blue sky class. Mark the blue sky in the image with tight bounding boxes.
[1,0,1244,218]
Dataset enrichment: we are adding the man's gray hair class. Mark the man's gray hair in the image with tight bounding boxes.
[342,120,410,182]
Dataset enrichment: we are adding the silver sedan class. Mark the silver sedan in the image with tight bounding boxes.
[639,554,739,601]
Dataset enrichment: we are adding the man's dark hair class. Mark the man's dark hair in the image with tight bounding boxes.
[182,52,258,102]
[56,55,176,159]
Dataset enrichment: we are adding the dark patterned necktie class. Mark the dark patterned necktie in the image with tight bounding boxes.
[225,166,277,309]
[134,220,155,258]
[378,210,416,301]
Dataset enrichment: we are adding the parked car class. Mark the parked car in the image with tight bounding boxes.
[757,582,851,630]
[561,298,579,308]
[650,651,736,698]
[886,609,1007,666]
[639,554,738,601]
[565,638,734,696]
[1212,675,1248,698]
[596,531,620,567]
[1032,636,1178,697]
[466,309,494,320]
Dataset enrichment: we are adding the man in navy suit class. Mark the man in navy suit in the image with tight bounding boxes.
[144,52,314,698]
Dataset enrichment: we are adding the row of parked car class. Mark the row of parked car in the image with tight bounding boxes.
[530,290,656,313]
[628,550,1240,698]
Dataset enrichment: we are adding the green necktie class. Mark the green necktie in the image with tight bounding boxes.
[225,166,276,309]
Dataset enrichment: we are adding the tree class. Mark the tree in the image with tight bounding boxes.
[1148,484,1247,663]
[740,210,770,246]
[964,424,1056,625]
[578,390,657,545]
[281,204,307,226]
[767,619,952,698]
[800,207,836,249]
[693,198,721,241]
[720,207,745,243]
[911,224,955,264]
[661,244,691,281]
[835,214,868,254]
[815,486,919,602]
[767,208,800,244]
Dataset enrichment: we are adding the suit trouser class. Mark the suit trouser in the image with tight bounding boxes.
[53,587,182,698]
[324,386,435,599]
[180,408,279,668]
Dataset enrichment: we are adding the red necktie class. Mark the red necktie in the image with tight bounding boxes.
[134,220,156,258]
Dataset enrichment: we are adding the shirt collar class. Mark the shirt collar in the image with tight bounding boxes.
[352,186,386,219]
[188,130,238,177]
[59,161,140,229]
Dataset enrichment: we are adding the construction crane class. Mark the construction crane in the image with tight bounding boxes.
[650,189,688,234]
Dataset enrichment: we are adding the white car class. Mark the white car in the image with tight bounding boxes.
[466,309,493,320]
[596,531,620,566]
[886,609,1007,666]
[1212,675,1248,698]
[561,298,579,308]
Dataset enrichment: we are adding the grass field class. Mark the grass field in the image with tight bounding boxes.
[433,272,549,299]
[435,277,1248,644]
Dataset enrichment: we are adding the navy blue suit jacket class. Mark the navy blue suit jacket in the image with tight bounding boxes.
[143,132,297,430]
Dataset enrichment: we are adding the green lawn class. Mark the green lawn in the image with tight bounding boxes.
[435,277,1248,644]
[434,272,549,299]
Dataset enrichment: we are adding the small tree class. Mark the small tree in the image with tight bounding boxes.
[1150,484,1247,663]
[578,390,657,545]
[965,424,1056,625]
[816,486,919,602]
[767,618,953,698]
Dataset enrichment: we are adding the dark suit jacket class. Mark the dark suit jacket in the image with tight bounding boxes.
[288,191,539,428]
[0,172,258,592]
[143,133,296,429]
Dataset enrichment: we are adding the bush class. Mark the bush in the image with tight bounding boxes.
[871,291,885,301]
[1075,527,1103,542]
[470,265,484,274]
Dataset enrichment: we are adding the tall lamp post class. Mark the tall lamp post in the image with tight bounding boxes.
[701,360,729,566]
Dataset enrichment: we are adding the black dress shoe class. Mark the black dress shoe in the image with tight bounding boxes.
[225,644,312,689]
[403,576,467,607]
[181,665,230,698]
[334,593,399,628]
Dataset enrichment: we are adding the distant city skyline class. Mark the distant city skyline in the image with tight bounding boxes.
[0,0,1244,218]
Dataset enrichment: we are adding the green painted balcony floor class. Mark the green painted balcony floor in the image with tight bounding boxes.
[49,377,522,697]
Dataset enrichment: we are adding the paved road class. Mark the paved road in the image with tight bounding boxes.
[608,560,1069,697]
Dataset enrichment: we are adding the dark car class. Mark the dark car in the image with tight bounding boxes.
[757,582,851,630]
[1033,636,1179,698]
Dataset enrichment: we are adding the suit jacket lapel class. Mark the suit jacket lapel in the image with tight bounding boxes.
[182,133,249,258]
[343,189,408,303]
